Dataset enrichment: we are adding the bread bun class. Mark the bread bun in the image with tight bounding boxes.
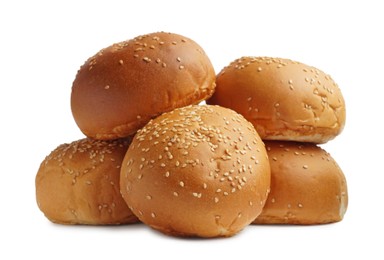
[35,138,139,225]
[120,105,270,237]
[71,32,216,140]
[207,57,346,143]
[253,141,348,224]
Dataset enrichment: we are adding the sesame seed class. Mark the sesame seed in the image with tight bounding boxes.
[146,195,152,200]
[214,197,219,203]
[119,60,124,65]
[192,192,202,198]
[176,57,181,62]
[303,165,308,169]
[104,85,110,90]
[165,171,170,177]
[143,57,151,62]
[172,41,177,45]
[179,65,185,70]
[298,203,303,208]
[173,191,178,197]
[151,213,156,218]
[160,163,166,167]
[179,181,185,187]
[162,63,167,68]
[257,67,262,72]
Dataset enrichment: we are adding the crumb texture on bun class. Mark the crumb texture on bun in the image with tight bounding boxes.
[36,138,139,225]
[207,57,346,143]
[253,141,348,224]
[120,105,270,237]
[71,32,216,140]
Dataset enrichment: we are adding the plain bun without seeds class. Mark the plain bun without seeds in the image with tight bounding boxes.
[35,138,139,225]
[207,56,346,144]
[120,105,271,237]
[71,31,216,140]
[253,141,348,224]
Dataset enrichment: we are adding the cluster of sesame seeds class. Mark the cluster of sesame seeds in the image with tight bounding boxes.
[42,138,130,185]
[84,32,192,77]
[220,56,291,74]
[130,33,189,69]
[218,56,344,131]
[97,202,117,214]
[123,105,266,212]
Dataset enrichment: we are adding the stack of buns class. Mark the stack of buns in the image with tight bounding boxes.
[207,56,348,224]
[36,31,348,238]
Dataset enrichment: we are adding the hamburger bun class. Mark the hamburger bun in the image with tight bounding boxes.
[253,141,348,224]
[36,138,139,225]
[120,105,271,237]
[71,32,216,140]
[207,56,346,143]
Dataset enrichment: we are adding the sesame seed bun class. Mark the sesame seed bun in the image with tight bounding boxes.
[35,138,139,225]
[253,141,348,224]
[207,57,346,143]
[71,32,216,140]
[120,105,270,237]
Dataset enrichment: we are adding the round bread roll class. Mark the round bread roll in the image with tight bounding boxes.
[36,138,139,225]
[120,105,271,237]
[253,141,348,224]
[207,56,346,143]
[71,31,216,140]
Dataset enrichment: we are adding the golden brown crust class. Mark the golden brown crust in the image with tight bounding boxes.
[253,141,348,224]
[35,138,139,225]
[71,32,216,140]
[207,57,346,143]
[120,105,270,237]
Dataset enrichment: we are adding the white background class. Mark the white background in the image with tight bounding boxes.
[1,0,382,259]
